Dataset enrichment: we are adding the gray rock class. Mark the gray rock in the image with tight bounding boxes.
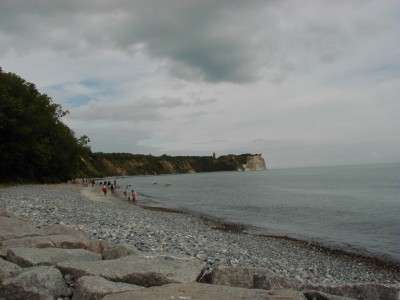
[57,254,205,287]
[303,290,356,300]
[7,247,102,267]
[73,275,143,300]
[86,239,111,254]
[100,282,307,300]
[0,215,44,241]
[102,243,141,260]
[0,209,18,218]
[0,266,67,300]
[301,283,400,300]
[43,223,86,237]
[0,257,22,281]
[0,234,91,256]
[210,266,300,290]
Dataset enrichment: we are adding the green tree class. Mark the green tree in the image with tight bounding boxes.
[0,67,89,183]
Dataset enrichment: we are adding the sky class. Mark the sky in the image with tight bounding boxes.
[1,0,399,169]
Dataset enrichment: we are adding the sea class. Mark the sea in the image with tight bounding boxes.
[112,163,400,264]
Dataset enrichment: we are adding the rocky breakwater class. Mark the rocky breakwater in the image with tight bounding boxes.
[0,184,399,299]
[0,209,305,300]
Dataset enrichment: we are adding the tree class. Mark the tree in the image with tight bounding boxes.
[0,67,89,183]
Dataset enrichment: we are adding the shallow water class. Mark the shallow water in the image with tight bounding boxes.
[113,163,400,263]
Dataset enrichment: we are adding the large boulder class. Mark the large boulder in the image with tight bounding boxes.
[57,254,205,287]
[0,234,91,256]
[210,266,300,290]
[0,215,44,241]
[73,275,143,300]
[0,257,22,282]
[303,290,356,300]
[0,266,67,300]
[43,223,86,237]
[102,243,141,260]
[100,282,307,300]
[7,247,102,267]
[86,239,112,254]
[301,283,400,300]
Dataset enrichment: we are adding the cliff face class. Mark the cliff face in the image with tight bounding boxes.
[80,153,266,177]
[242,154,267,171]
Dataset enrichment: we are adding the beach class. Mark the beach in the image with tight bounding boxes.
[0,183,398,286]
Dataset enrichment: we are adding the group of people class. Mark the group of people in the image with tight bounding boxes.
[99,180,136,203]
[124,186,137,202]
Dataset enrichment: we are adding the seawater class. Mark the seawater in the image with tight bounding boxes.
[114,163,400,263]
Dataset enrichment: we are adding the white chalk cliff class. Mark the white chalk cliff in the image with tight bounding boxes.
[241,154,267,171]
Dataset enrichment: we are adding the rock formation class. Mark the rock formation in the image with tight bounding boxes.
[1,210,398,300]
[241,154,267,171]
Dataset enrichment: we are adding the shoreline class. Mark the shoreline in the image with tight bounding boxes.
[138,201,400,273]
[0,183,398,285]
[90,184,400,272]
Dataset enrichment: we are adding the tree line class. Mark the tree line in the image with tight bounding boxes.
[0,68,90,183]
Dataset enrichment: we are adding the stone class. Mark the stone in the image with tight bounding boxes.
[0,257,22,281]
[100,282,307,300]
[86,239,111,254]
[210,266,300,290]
[0,266,67,300]
[0,215,44,241]
[57,254,205,287]
[102,243,141,260]
[73,275,143,300]
[0,209,18,218]
[301,283,400,300]
[44,223,86,237]
[7,247,102,267]
[0,234,91,257]
[303,290,356,300]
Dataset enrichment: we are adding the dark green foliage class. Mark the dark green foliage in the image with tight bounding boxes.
[0,68,86,183]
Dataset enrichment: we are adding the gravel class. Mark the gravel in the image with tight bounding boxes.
[0,184,398,286]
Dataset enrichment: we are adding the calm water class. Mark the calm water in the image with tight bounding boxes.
[114,163,400,263]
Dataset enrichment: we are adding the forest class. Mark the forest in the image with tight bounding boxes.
[0,68,90,183]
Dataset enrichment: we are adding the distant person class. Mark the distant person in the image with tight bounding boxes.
[110,184,114,195]
[124,186,128,200]
[102,185,107,197]
[131,190,136,202]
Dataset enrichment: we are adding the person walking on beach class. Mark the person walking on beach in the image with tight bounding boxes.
[124,186,128,200]
[110,184,114,195]
[102,185,107,197]
[131,190,136,202]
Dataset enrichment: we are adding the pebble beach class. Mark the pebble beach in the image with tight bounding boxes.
[0,183,398,287]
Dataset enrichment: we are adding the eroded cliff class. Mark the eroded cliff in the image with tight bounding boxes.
[80,153,266,177]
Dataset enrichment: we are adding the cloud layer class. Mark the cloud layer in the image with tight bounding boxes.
[1,0,399,168]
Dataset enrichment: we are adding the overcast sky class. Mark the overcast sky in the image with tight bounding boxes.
[1,0,399,168]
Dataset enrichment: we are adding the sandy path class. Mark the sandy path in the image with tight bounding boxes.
[80,186,113,203]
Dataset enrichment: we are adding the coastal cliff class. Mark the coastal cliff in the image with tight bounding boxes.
[241,154,267,171]
[80,153,267,177]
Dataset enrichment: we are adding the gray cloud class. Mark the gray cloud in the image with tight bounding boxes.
[4,0,394,84]
[69,96,188,122]
[1,0,399,167]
